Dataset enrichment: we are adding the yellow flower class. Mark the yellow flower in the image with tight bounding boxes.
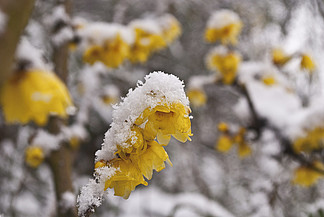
[160,15,182,44]
[69,136,80,149]
[292,162,324,187]
[104,158,148,199]
[272,48,291,66]
[131,140,172,180]
[218,122,229,132]
[83,34,130,68]
[135,102,192,145]
[25,146,44,168]
[262,76,276,86]
[300,54,315,72]
[0,70,73,126]
[83,45,104,65]
[187,89,207,107]
[293,127,324,153]
[129,28,166,63]
[101,95,118,105]
[216,135,233,152]
[206,49,241,85]
[205,23,242,45]
[237,142,252,158]
[205,10,242,45]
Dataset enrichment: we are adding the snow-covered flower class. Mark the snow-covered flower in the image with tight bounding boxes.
[78,71,192,207]
[0,70,73,126]
[128,18,166,63]
[206,46,241,85]
[205,9,242,45]
[79,23,134,68]
[159,14,182,45]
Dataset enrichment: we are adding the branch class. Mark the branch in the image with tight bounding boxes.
[0,0,35,87]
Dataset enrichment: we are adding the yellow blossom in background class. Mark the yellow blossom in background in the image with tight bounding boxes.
[238,142,252,158]
[129,28,166,63]
[69,136,81,150]
[205,10,242,45]
[218,122,229,132]
[300,54,315,72]
[272,48,291,66]
[83,45,104,65]
[187,89,207,107]
[25,146,45,168]
[216,135,233,152]
[293,127,324,153]
[0,70,73,126]
[206,49,241,85]
[135,101,192,145]
[101,95,118,105]
[292,162,324,187]
[160,14,182,44]
[83,35,130,68]
[262,75,276,86]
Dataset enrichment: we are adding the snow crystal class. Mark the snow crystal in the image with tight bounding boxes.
[62,124,88,141]
[95,71,188,161]
[207,9,241,29]
[0,9,7,34]
[60,191,76,211]
[77,167,116,216]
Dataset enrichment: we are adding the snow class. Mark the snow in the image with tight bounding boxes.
[32,129,61,155]
[77,167,117,216]
[79,22,135,47]
[59,191,76,211]
[16,37,50,71]
[107,187,236,217]
[129,18,162,34]
[207,9,241,29]
[0,9,7,34]
[95,71,188,162]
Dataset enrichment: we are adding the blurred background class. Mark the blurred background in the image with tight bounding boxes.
[1,0,324,216]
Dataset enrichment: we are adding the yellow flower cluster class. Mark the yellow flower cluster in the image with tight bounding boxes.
[293,127,324,153]
[216,122,251,158]
[0,70,73,126]
[96,101,192,199]
[187,88,207,107]
[205,10,242,45]
[292,161,324,187]
[82,15,181,67]
[25,146,45,168]
[206,47,241,85]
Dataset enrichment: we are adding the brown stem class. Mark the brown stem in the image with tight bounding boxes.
[0,0,35,87]
[47,1,77,216]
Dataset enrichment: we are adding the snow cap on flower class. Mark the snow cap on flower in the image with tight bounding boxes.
[205,9,242,45]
